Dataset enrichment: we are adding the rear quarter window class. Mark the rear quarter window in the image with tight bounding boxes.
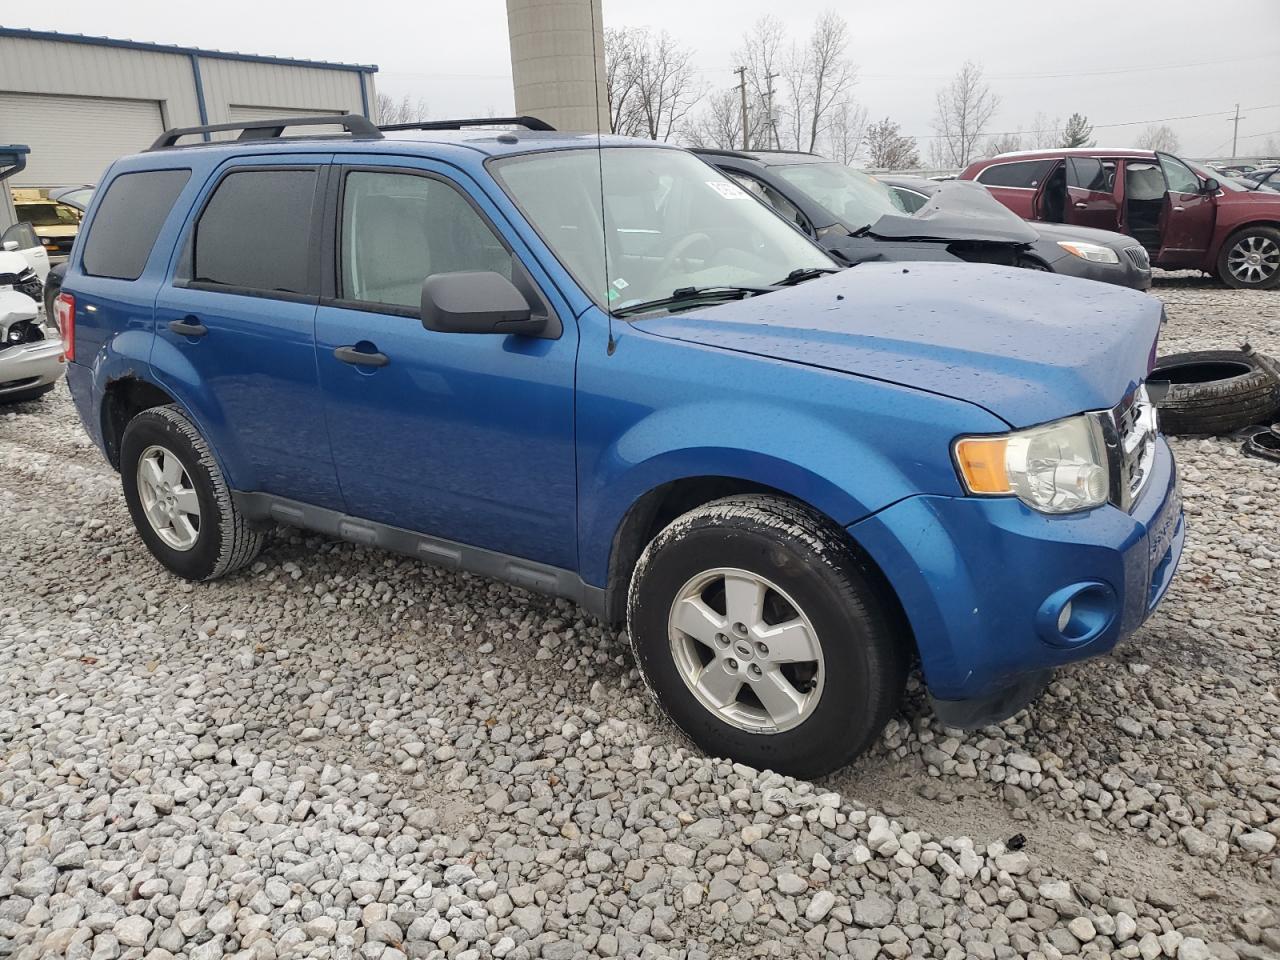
[975,159,1057,189]
[81,169,192,280]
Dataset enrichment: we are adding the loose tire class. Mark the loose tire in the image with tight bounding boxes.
[120,404,264,580]
[627,495,907,778]
[0,382,55,405]
[1217,226,1280,290]
[1149,349,1280,436]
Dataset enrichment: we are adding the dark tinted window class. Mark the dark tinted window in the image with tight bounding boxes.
[340,170,512,310]
[82,169,191,280]
[975,159,1057,188]
[1067,157,1116,193]
[194,169,317,294]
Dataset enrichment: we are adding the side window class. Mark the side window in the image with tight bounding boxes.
[193,168,318,295]
[82,169,191,280]
[728,172,808,233]
[1066,157,1116,193]
[1158,153,1201,195]
[975,159,1057,189]
[340,170,513,311]
[890,188,928,213]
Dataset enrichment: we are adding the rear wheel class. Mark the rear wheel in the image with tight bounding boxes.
[120,404,264,580]
[627,495,908,778]
[1218,226,1280,289]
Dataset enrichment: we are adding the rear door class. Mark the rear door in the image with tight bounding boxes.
[313,157,579,570]
[1065,157,1120,231]
[152,157,345,510]
[1155,152,1215,267]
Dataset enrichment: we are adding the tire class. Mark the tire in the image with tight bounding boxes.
[120,404,264,581]
[1217,226,1280,290]
[627,494,908,778]
[0,382,55,405]
[1149,349,1280,435]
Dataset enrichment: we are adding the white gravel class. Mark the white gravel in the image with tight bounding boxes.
[0,276,1277,959]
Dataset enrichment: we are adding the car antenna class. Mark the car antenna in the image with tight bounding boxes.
[588,0,617,356]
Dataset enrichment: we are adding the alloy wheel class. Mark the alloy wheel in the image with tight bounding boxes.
[1227,235,1280,285]
[667,567,824,733]
[136,444,201,551]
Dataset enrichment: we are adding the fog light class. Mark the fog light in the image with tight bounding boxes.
[1057,601,1073,633]
[1036,582,1117,648]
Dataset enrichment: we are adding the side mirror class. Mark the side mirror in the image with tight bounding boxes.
[1201,177,1220,194]
[420,270,544,336]
[1,240,17,252]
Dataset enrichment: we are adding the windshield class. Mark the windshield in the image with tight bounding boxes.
[772,162,907,230]
[490,147,833,313]
[1186,160,1250,192]
[57,188,94,210]
[16,202,81,226]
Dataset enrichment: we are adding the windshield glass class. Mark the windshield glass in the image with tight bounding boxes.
[772,162,907,230]
[1186,160,1249,192]
[57,188,94,209]
[490,147,833,312]
[16,202,81,226]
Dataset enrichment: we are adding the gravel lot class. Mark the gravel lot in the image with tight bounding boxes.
[1,278,1278,960]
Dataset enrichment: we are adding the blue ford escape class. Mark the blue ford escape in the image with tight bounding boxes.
[59,115,1184,777]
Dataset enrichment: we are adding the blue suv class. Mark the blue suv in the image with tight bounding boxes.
[59,115,1184,777]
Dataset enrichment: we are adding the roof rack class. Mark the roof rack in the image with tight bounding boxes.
[150,115,383,150]
[379,116,555,132]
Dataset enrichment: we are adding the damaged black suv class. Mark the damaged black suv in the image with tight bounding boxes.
[696,149,1152,290]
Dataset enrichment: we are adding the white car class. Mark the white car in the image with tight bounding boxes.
[1,221,51,283]
[0,248,63,404]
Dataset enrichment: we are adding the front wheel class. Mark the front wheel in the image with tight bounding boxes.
[627,495,908,778]
[1218,226,1280,290]
[120,404,264,581]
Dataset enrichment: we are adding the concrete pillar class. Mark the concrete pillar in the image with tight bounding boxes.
[506,0,609,134]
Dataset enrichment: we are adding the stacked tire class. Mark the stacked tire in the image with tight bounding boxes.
[1149,349,1280,436]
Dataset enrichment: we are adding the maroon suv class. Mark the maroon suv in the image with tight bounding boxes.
[960,148,1280,289]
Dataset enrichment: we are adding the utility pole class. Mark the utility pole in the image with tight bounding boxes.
[1231,103,1244,158]
[765,72,780,149]
[734,66,748,150]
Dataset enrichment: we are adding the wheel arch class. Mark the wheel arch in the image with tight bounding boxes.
[100,375,179,469]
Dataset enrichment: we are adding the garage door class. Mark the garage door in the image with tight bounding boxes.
[0,92,165,188]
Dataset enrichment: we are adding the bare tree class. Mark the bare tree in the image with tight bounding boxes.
[985,131,1023,157]
[825,100,868,165]
[375,93,430,126]
[682,87,748,149]
[777,11,859,154]
[929,61,1001,168]
[865,117,919,170]
[1136,124,1181,153]
[605,27,702,141]
[735,16,786,148]
[1262,134,1280,158]
[1028,112,1062,149]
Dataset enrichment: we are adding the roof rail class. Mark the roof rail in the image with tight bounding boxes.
[379,116,555,132]
[149,115,383,150]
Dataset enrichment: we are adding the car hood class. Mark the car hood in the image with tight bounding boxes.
[867,180,1040,244]
[631,261,1162,428]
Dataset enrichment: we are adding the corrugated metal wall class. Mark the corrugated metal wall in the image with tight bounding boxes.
[0,33,373,188]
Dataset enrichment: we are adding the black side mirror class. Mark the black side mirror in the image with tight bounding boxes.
[420,271,545,336]
[1201,177,1220,194]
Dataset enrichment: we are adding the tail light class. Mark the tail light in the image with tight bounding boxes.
[55,292,75,362]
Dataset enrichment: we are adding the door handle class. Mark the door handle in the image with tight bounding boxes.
[168,317,208,337]
[1173,206,1185,212]
[334,345,389,367]
[1074,202,1087,209]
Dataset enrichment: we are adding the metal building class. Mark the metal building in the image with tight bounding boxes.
[0,28,377,199]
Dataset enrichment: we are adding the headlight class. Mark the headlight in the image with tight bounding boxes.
[954,414,1110,514]
[1056,240,1120,264]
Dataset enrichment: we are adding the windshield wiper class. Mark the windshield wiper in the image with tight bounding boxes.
[775,267,841,286]
[612,284,774,318]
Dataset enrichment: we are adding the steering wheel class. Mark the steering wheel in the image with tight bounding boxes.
[656,232,713,284]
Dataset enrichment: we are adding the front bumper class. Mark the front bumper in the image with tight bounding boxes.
[850,436,1182,711]
[0,337,65,397]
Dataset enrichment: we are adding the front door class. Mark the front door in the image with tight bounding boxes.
[1064,157,1120,232]
[314,159,579,570]
[154,158,345,511]
[1155,152,1215,268]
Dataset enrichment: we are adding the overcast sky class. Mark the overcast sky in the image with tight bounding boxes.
[9,1,1280,158]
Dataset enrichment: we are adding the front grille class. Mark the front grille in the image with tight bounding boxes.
[1124,246,1151,270]
[1110,385,1158,508]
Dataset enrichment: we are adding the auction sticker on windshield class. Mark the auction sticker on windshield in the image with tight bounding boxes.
[706,180,750,200]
